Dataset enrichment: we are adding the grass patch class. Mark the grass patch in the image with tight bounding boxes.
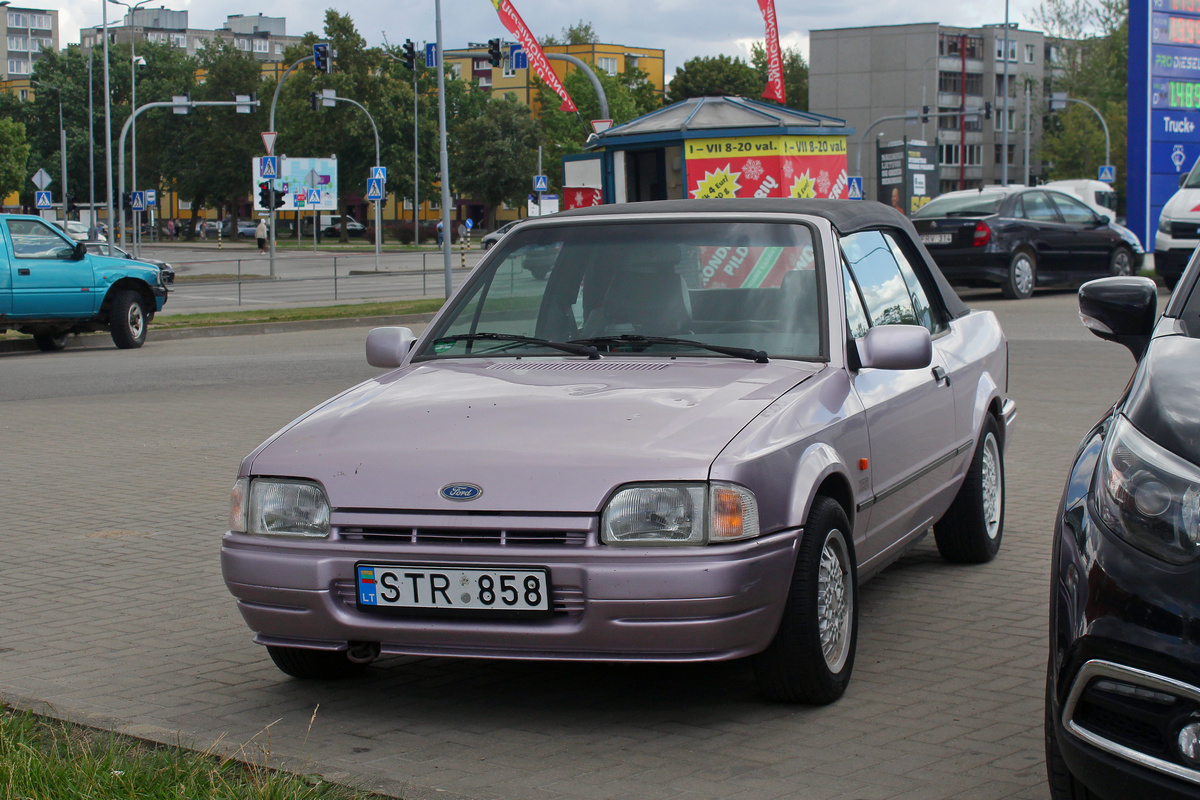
[0,704,386,799]
[154,298,445,329]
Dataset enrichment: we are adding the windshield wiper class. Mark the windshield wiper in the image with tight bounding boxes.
[434,332,600,359]
[571,334,768,363]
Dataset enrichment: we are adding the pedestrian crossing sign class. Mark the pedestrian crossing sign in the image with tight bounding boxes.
[260,156,278,179]
[307,188,321,204]
[847,176,863,200]
[366,178,384,200]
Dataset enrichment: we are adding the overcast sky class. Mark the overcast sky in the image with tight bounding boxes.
[56,0,1058,75]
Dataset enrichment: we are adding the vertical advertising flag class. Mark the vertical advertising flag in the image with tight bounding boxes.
[758,0,785,104]
[489,0,577,112]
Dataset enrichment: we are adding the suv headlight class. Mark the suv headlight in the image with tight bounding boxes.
[1159,215,1172,234]
[230,477,331,538]
[1093,416,1200,565]
[601,482,760,546]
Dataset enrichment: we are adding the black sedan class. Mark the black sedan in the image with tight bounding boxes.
[1046,266,1200,799]
[913,187,1139,300]
[84,241,175,285]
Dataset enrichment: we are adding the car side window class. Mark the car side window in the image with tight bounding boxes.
[1049,193,1099,225]
[842,263,870,339]
[1021,191,1061,223]
[883,232,944,334]
[840,230,918,328]
[6,219,77,259]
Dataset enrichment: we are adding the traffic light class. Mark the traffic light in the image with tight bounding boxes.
[313,42,331,73]
[921,105,929,123]
[403,38,416,71]
[273,189,286,210]
[122,192,131,211]
[487,38,502,67]
[258,181,271,208]
[380,194,387,209]
[309,91,319,111]
[984,101,992,120]
[66,192,77,214]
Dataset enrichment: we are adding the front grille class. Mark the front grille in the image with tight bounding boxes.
[339,526,587,546]
[1073,693,1170,757]
[1169,222,1200,239]
[333,580,585,616]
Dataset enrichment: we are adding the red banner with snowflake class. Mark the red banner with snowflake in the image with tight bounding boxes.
[564,187,602,209]
[683,135,849,200]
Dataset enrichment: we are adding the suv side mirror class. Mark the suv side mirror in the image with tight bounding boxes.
[855,324,933,371]
[366,326,416,368]
[1079,276,1158,360]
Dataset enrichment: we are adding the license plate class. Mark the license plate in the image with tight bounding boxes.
[920,233,953,245]
[355,563,551,614]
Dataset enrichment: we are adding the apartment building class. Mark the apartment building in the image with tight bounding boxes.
[2,5,58,87]
[79,10,303,63]
[810,22,1047,200]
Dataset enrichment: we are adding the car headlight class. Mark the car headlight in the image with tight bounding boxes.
[231,477,331,537]
[601,482,760,546]
[1159,215,1172,234]
[1093,415,1200,565]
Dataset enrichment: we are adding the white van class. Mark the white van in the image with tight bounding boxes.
[1153,163,1200,289]
[1041,180,1118,218]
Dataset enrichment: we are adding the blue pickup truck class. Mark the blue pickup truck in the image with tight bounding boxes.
[0,214,167,351]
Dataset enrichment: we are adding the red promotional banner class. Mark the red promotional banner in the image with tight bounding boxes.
[684,136,849,200]
[564,187,602,209]
[489,0,577,112]
[758,0,785,104]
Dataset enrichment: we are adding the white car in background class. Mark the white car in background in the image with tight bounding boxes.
[57,220,106,242]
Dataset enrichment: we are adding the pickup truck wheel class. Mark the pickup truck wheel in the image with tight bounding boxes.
[934,415,1004,563]
[109,289,148,349]
[266,645,365,680]
[34,332,69,351]
[752,496,857,704]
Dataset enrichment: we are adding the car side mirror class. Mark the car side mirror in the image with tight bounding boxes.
[366,326,416,368]
[73,242,87,260]
[1078,276,1158,360]
[855,324,933,371]
[1097,214,1111,226]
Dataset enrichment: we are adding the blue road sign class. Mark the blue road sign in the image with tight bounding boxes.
[366,178,384,201]
[260,156,278,179]
[425,43,437,68]
[146,189,157,207]
[371,166,386,182]
[1098,165,1116,183]
[465,218,473,230]
[131,191,146,211]
[34,191,51,209]
[533,175,549,192]
[509,44,527,70]
[307,188,321,204]
[847,176,863,200]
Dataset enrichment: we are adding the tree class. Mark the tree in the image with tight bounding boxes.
[451,98,539,228]
[541,20,599,46]
[666,55,760,104]
[0,118,30,201]
[750,43,809,111]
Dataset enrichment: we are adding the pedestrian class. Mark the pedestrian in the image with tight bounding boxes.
[255,219,267,254]
[437,219,444,247]
[166,218,175,240]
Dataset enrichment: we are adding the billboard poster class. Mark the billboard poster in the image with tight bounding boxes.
[876,139,938,216]
[684,135,849,200]
[252,156,338,212]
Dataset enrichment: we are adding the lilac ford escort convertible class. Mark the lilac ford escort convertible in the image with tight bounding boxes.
[223,199,1015,704]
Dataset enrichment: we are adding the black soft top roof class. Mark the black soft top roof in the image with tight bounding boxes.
[548,198,970,319]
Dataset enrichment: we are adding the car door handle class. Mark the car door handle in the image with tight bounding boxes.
[17,268,30,276]
[932,365,950,386]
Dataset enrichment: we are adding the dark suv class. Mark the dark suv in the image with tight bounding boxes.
[1046,265,1200,799]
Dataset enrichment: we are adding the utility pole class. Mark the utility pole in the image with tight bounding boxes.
[436,0,452,298]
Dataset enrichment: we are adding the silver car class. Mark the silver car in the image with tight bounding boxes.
[223,199,1015,704]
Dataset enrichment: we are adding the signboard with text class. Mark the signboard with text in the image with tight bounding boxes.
[684,135,850,200]
[1130,0,1200,251]
[875,139,938,216]
[251,156,337,212]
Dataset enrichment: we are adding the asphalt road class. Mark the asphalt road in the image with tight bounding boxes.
[0,287,1161,800]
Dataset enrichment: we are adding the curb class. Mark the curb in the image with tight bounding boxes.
[0,312,437,354]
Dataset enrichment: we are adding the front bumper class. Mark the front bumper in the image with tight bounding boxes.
[222,525,800,662]
[1049,495,1200,798]
[1152,233,1195,283]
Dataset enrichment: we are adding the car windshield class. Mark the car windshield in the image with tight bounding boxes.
[417,219,825,361]
[913,193,1006,218]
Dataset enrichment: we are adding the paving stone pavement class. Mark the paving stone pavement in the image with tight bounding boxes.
[0,291,1142,800]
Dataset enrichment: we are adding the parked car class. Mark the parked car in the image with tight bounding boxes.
[83,240,174,284]
[0,214,166,350]
[222,199,1015,702]
[221,218,259,239]
[481,220,521,250]
[56,219,107,242]
[1154,158,1200,289]
[1042,180,1144,256]
[912,186,1140,299]
[1046,267,1200,799]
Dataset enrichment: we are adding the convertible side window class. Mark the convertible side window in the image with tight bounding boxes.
[842,262,870,339]
[840,230,918,328]
[883,232,945,334]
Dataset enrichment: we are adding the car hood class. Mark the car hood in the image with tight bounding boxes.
[248,357,822,513]
[1123,334,1200,467]
[1162,188,1200,220]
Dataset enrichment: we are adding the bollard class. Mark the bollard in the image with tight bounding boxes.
[237,259,242,306]
[218,226,222,250]
[334,257,338,301]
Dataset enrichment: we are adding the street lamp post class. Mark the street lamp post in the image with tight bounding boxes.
[109,0,152,252]
[32,80,67,218]
[102,0,115,254]
[329,94,381,272]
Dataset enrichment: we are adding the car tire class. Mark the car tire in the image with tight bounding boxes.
[752,496,857,704]
[1002,248,1037,299]
[266,645,366,680]
[1109,246,1135,277]
[33,332,69,351]
[934,415,1004,564]
[109,289,148,350]
[1045,675,1101,800]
